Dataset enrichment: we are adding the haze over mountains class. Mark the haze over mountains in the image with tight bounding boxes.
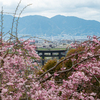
[2,15,100,40]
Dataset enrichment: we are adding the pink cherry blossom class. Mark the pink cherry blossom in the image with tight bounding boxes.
[2,88,8,93]
[6,82,13,85]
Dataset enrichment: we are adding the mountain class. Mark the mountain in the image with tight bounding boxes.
[1,14,100,39]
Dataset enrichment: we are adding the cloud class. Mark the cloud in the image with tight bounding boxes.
[0,0,100,22]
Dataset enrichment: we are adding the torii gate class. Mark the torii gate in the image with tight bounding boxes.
[36,49,67,65]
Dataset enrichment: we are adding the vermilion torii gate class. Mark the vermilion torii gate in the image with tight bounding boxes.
[36,49,67,65]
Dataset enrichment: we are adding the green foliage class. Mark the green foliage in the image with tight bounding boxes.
[66,48,76,56]
[43,59,57,74]
[64,59,72,68]
[66,46,84,57]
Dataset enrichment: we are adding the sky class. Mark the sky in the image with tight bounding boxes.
[0,0,100,22]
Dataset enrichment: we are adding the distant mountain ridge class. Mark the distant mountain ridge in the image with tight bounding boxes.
[1,15,100,39]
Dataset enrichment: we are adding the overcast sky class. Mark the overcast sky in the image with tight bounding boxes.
[0,0,100,22]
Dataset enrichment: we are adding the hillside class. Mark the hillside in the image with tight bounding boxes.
[2,15,100,39]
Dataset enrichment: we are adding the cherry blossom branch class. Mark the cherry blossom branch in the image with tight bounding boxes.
[68,82,84,99]
[40,54,100,83]
[85,67,100,85]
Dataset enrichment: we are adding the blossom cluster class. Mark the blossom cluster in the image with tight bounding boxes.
[0,36,100,100]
